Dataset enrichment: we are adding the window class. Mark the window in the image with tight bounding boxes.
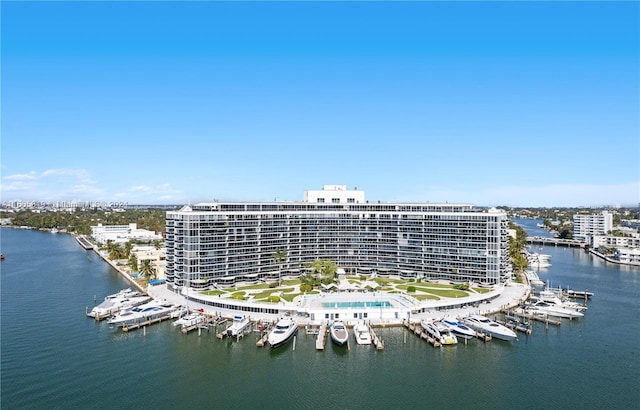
[317,198,325,203]
[332,198,340,203]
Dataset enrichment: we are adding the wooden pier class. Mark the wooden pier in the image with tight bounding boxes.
[369,324,384,350]
[503,309,561,327]
[403,321,441,347]
[404,320,491,344]
[315,321,328,350]
[255,321,274,347]
[121,314,173,332]
[181,315,218,334]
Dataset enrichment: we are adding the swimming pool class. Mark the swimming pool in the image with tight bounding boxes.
[322,301,392,309]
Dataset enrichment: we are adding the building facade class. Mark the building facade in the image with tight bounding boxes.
[91,223,163,244]
[573,211,613,244]
[165,187,512,292]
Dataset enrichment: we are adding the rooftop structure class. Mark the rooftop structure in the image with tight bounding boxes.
[165,187,512,293]
[91,223,163,244]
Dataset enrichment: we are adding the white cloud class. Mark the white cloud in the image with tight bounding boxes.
[1,168,103,202]
[4,171,38,181]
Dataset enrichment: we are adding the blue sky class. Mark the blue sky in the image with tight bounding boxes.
[2,1,638,207]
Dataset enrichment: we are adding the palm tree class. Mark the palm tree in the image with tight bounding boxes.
[123,241,133,259]
[272,248,288,286]
[106,240,123,260]
[139,259,156,281]
[129,253,138,272]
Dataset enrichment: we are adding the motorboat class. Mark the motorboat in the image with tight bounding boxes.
[329,320,349,346]
[173,312,207,328]
[353,323,372,345]
[107,300,177,327]
[525,299,584,319]
[421,320,458,345]
[268,317,298,348]
[88,294,150,319]
[105,288,141,299]
[537,289,587,312]
[440,317,477,340]
[226,315,250,337]
[461,315,518,341]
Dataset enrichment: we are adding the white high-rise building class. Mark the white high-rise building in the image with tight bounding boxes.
[165,187,512,293]
[573,211,613,243]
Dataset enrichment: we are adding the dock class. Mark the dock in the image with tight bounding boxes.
[256,323,273,347]
[495,318,532,335]
[403,321,441,347]
[75,235,94,250]
[315,321,328,350]
[503,309,561,327]
[565,289,594,300]
[403,320,491,344]
[121,314,173,332]
[181,315,219,334]
[369,323,384,350]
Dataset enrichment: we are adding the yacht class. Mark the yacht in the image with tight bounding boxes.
[421,320,458,345]
[88,294,150,319]
[525,299,584,319]
[226,315,251,337]
[537,289,587,312]
[353,323,372,345]
[440,317,477,340]
[173,312,207,328]
[329,320,349,346]
[461,315,518,341]
[107,300,177,327]
[268,317,298,348]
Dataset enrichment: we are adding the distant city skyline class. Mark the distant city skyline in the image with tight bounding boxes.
[2,2,638,208]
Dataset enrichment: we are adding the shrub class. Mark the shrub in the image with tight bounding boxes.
[407,285,416,293]
[300,284,312,292]
[268,295,281,303]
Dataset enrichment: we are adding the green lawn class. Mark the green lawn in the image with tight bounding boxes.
[413,294,441,301]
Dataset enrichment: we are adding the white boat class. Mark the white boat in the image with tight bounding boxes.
[421,320,458,345]
[106,288,140,299]
[353,323,372,345]
[461,315,518,341]
[226,315,250,337]
[173,312,207,328]
[267,317,298,348]
[525,270,545,287]
[525,299,584,319]
[107,300,177,327]
[88,295,150,319]
[440,318,477,340]
[329,320,349,346]
[537,289,587,312]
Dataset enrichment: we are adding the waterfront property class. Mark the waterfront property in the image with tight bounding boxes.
[165,185,512,298]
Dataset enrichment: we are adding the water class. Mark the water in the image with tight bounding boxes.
[1,223,639,409]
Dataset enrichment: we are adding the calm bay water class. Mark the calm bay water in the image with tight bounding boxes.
[1,221,639,409]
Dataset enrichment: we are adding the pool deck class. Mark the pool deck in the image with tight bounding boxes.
[147,279,530,327]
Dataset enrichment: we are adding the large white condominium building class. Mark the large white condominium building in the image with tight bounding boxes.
[573,211,613,243]
[165,186,512,292]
